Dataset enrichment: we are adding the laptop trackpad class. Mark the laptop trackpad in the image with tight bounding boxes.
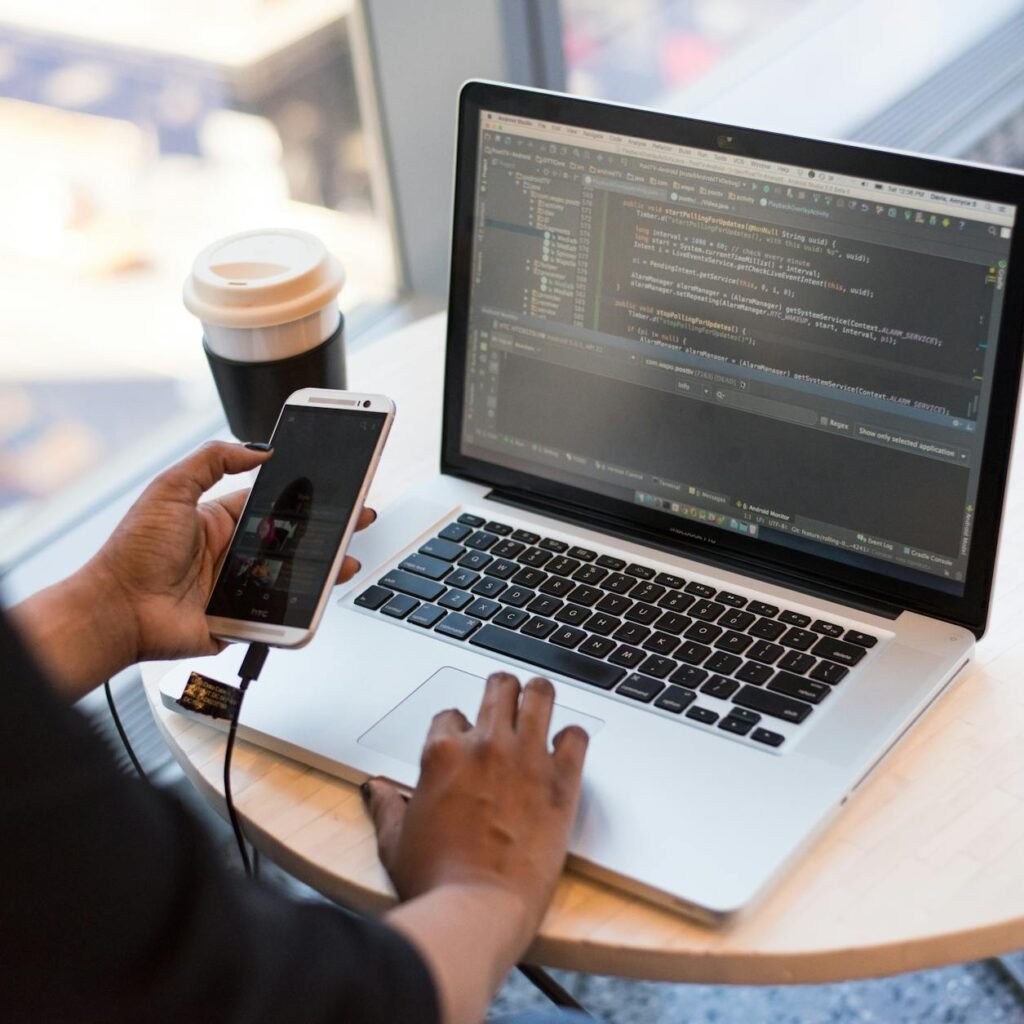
[358,667,605,766]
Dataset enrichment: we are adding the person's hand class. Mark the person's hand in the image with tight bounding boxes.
[91,441,375,665]
[365,672,589,956]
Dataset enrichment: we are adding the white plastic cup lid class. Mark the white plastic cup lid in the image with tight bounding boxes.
[183,228,345,329]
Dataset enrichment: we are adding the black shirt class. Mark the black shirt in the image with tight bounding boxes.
[0,611,440,1024]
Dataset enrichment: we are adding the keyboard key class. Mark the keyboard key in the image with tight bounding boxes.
[685,581,716,598]
[567,546,597,561]
[573,564,609,585]
[551,625,587,649]
[601,573,636,595]
[355,585,392,610]
[469,624,625,690]
[747,601,780,617]
[642,632,680,656]
[616,674,663,703]
[499,585,534,608]
[493,607,529,630]
[735,661,773,685]
[567,584,602,606]
[625,603,661,626]
[466,598,501,620]
[521,616,557,639]
[465,530,498,551]
[447,567,480,590]
[659,591,696,613]
[655,685,697,714]
[527,595,562,617]
[778,610,811,627]
[719,609,755,631]
[459,550,493,571]
[379,569,445,602]
[439,522,472,542]
[435,613,480,639]
[457,512,485,527]
[382,594,419,619]
[811,636,867,667]
[654,572,685,589]
[491,539,525,559]
[539,537,568,552]
[734,684,813,723]
[638,655,676,679]
[670,664,708,688]
[685,621,723,644]
[691,599,726,622]
[768,672,831,704]
[539,576,575,598]
[780,627,817,651]
[778,651,815,674]
[513,567,547,589]
[717,591,747,608]
[625,563,656,580]
[613,622,651,645]
[676,641,712,665]
[472,577,507,599]
[844,630,878,648]
[409,604,446,628]
[400,552,452,581]
[715,631,754,655]
[702,675,739,700]
[484,520,512,536]
[547,555,582,577]
[686,706,719,724]
[751,728,785,748]
[749,618,786,641]
[812,619,844,638]
[609,645,645,669]
[705,651,742,675]
[719,713,758,737]
[630,581,666,604]
[519,547,553,568]
[596,554,626,571]
[511,529,540,544]
[439,589,473,610]
[554,603,591,627]
[810,661,849,685]
[585,612,621,636]
[653,611,691,635]
[485,558,519,580]
[748,640,784,664]
[420,538,465,562]
[596,593,631,615]
[579,635,616,659]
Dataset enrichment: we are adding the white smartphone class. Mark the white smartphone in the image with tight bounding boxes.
[206,388,395,648]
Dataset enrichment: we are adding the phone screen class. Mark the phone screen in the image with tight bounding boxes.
[207,405,386,628]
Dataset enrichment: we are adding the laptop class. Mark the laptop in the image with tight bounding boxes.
[160,81,1024,923]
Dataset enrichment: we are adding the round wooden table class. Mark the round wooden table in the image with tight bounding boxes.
[143,312,1024,984]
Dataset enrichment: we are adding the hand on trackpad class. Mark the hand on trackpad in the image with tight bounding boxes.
[358,666,605,766]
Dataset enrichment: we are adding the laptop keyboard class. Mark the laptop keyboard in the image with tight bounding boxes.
[353,513,880,751]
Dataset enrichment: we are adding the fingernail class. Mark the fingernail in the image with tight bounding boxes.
[360,780,372,807]
[243,441,273,452]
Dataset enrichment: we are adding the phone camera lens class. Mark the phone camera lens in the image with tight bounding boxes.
[362,399,371,408]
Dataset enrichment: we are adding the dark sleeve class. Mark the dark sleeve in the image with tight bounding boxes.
[0,610,440,1024]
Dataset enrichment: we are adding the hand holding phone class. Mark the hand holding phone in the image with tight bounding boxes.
[206,389,394,647]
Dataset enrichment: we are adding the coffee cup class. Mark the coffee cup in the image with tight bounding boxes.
[184,229,347,441]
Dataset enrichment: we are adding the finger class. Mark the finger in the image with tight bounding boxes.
[355,506,377,531]
[516,676,556,746]
[211,487,251,524]
[363,778,408,870]
[424,707,472,747]
[551,725,589,782]
[335,555,362,585]
[475,672,521,735]
[156,442,271,505]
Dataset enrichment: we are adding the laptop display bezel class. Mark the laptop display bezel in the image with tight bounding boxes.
[441,80,1024,637]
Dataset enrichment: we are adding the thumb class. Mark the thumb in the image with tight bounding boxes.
[362,778,408,871]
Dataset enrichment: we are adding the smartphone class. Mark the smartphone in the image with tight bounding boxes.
[206,389,395,648]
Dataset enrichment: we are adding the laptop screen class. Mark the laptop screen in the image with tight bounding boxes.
[455,103,1017,600]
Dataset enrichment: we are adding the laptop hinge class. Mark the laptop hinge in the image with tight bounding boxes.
[486,486,904,622]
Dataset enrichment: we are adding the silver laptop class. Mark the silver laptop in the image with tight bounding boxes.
[161,82,1024,923]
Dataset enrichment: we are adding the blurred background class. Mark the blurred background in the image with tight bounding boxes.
[5,0,1024,565]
